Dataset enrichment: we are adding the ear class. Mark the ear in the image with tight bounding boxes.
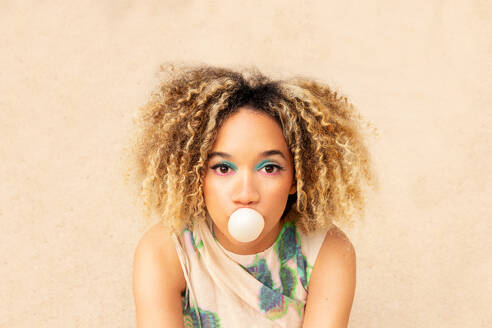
[289,181,297,195]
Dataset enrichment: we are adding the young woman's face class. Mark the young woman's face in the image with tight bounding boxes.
[202,107,296,254]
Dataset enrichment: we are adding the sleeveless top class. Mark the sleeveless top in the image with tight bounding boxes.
[171,218,331,328]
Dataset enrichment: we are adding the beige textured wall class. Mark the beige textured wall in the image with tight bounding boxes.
[1,1,490,327]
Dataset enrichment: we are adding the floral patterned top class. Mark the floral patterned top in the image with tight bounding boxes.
[172,218,330,328]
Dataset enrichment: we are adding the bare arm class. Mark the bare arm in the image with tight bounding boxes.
[133,223,186,328]
[302,226,357,328]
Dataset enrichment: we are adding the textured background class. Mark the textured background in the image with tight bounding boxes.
[1,1,491,327]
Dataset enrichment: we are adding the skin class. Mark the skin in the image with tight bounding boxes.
[134,106,356,328]
[302,227,356,327]
[202,106,296,255]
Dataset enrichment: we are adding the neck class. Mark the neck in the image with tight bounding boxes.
[211,219,284,255]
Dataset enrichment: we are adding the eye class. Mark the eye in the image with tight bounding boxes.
[210,163,233,175]
[210,162,284,176]
[260,164,282,175]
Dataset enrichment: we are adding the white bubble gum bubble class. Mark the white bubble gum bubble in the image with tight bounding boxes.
[227,208,265,243]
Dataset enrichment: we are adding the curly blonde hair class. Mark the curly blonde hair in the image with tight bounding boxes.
[127,63,376,234]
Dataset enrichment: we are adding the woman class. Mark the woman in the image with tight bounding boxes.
[131,64,375,327]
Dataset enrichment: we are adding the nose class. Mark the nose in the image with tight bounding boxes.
[231,169,260,205]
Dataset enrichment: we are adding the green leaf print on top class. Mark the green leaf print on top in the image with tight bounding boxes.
[258,285,304,320]
[183,306,222,328]
[259,285,289,320]
[243,256,274,288]
[279,265,297,298]
[185,228,204,260]
[274,222,298,264]
[182,289,222,328]
[275,221,315,291]
[243,255,293,319]
[297,253,313,290]
[240,221,308,320]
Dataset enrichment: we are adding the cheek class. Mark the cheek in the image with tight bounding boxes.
[203,177,224,210]
[203,175,216,196]
[271,173,294,195]
[269,187,291,208]
[264,180,293,206]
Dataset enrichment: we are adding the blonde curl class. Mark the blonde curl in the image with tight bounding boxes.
[125,64,377,234]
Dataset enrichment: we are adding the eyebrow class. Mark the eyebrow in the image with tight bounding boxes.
[208,150,286,161]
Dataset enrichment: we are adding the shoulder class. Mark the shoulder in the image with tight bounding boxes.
[303,225,356,328]
[133,222,186,292]
[132,222,186,326]
[318,226,356,266]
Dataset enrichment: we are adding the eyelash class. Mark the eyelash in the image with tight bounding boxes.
[210,163,283,176]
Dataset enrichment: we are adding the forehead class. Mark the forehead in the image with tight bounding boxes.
[210,108,290,158]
